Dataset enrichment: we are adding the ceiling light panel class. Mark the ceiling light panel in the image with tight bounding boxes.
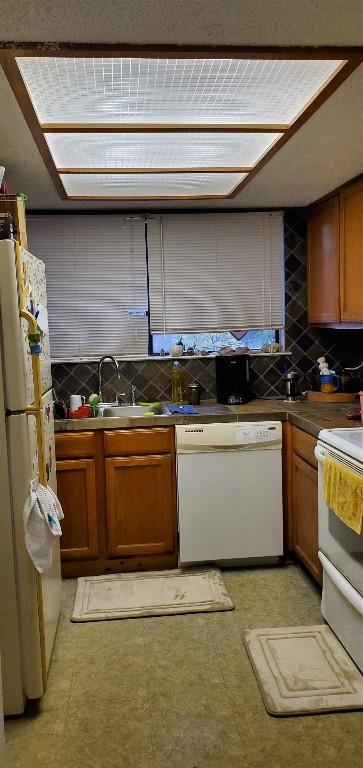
[45,132,281,168]
[17,57,343,125]
[60,172,245,197]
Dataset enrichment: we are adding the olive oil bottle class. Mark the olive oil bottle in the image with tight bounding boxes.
[171,361,184,404]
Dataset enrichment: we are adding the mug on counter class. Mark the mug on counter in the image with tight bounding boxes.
[69,394,85,411]
[320,374,339,393]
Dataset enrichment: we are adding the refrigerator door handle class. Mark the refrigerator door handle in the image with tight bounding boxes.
[19,334,47,485]
[16,244,48,487]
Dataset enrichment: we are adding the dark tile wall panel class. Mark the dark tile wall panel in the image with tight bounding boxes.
[52,210,363,405]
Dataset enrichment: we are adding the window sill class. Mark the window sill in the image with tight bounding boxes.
[51,352,292,364]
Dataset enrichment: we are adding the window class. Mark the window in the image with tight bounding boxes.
[27,215,149,360]
[28,212,284,361]
[147,212,284,334]
[152,330,277,354]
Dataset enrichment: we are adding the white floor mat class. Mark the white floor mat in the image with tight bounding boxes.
[243,624,363,716]
[71,567,234,622]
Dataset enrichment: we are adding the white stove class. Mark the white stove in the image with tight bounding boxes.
[315,427,363,671]
[318,427,363,463]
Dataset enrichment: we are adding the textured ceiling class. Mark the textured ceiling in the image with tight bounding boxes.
[0,0,362,46]
[0,0,362,209]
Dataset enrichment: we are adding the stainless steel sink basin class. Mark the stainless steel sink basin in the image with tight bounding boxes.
[101,404,166,418]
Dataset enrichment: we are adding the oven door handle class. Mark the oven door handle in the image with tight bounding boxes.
[314,445,326,464]
[318,551,363,616]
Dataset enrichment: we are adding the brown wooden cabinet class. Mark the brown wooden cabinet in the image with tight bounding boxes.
[55,432,99,563]
[291,454,321,583]
[105,454,175,557]
[308,177,363,326]
[56,458,98,560]
[288,426,322,584]
[308,195,340,324]
[340,179,363,322]
[55,426,177,577]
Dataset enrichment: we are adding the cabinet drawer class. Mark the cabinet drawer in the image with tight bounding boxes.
[55,432,95,459]
[104,427,174,456]
[292,426,317,469]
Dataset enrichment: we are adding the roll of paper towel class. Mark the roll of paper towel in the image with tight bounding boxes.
[0,167,5,186]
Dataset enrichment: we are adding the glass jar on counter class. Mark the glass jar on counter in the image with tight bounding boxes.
[185,382,202,405]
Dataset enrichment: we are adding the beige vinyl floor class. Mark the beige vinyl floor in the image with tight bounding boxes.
[4,564,363,768]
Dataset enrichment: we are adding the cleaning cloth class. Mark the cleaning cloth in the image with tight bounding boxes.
[323,457,363,535]
[23,479,64,572]
[167,404,198,414]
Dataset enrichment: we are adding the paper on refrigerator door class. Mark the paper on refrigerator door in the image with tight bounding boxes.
[0,241,52,410]
[21,249,52,401]
[36,304,49,336]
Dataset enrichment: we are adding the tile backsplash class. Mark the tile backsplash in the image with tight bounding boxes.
[52,210,363,404]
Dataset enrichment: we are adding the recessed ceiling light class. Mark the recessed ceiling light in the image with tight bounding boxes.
[60,171,247,199]
[1,50,356,201]
[44,131,282,170]
[17,57,342,125]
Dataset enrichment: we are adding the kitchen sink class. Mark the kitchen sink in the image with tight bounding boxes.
[100,404,167,417]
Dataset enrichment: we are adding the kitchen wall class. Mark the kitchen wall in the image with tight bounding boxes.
[51,210,363,404]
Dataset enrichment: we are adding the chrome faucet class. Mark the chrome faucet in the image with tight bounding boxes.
[97,355,120,402]
[344,361,363,372]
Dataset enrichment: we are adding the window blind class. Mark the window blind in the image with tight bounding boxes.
[27,215,149,360]
[147,212,284,333]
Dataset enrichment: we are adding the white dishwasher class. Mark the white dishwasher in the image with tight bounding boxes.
[176,422,283,566]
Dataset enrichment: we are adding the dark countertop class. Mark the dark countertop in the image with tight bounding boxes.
[54,398,362,438]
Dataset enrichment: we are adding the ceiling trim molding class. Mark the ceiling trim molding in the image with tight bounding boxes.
[58,167,252,174]
[0,42,362,59]
[67,195,227,201]
[228,57,362,198]
[0,54,68,199]
[42,123,287,133]
[26,206,297,215]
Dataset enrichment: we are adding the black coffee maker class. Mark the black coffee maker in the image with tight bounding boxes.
[215,355,251,404]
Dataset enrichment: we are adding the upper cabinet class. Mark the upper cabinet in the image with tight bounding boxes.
[308,178,363,326]
[308,195,340,324]
[340,180,363,322]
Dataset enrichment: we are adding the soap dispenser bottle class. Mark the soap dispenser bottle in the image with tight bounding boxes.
[171,361,184,405]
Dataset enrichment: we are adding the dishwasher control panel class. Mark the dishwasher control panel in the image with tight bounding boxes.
[235,424,278,444]
[176,421,282,452]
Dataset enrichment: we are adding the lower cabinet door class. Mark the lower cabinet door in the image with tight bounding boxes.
[56,458,99,560]
[105,454,175,557]
[292,452,322,584]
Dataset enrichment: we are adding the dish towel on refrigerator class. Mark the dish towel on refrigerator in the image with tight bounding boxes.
[23,479,64,573]
[323,457,363,535]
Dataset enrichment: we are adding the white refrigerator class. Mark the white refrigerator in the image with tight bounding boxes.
[0,239,62,715]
